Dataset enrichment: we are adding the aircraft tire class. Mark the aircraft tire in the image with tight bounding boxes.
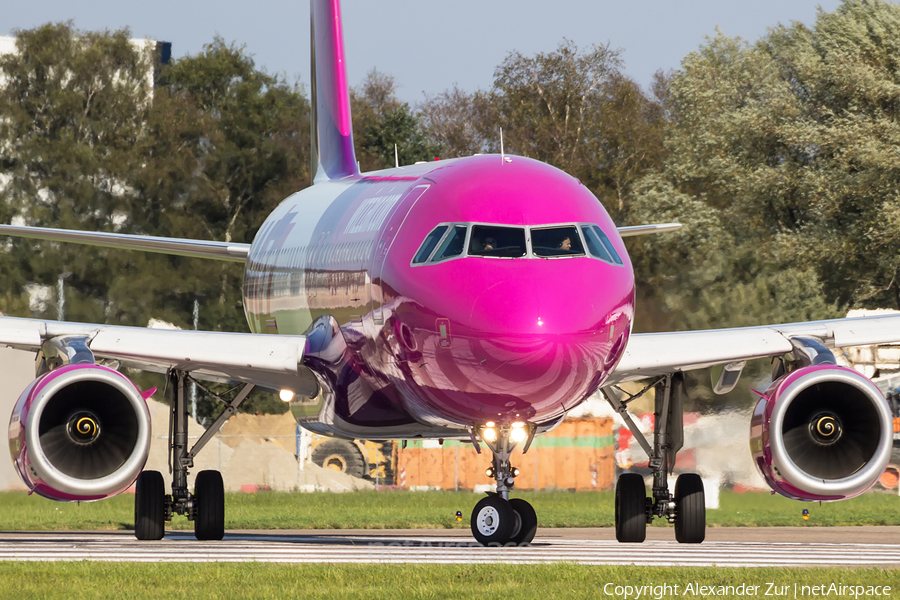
[134,470,165,541]
[471,495,515,546]
[674,473,706,544]
[508,498,538,546]
[194,470,225,541]
[615,473,647,543]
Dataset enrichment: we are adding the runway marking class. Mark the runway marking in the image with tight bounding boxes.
[0,533,898,567]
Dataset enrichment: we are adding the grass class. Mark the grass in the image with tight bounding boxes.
[0,563,896,599]
[0,488,898,531]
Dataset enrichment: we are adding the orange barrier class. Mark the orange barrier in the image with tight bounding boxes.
[398,417,615,491]
[880,465,899,490]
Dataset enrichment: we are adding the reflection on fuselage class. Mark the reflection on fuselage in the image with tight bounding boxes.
[242,156,635,437]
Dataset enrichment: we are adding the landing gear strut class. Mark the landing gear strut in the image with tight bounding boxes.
[134,370,254,541]
[603,373,706,544]
[469,423,538,546]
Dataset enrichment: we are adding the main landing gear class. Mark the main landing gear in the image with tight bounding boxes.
[469,423,538,546]
[603,373,706,544]
[134,370,255,541]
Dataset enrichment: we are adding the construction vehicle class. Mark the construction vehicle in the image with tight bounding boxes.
[880,384,900,490]
[309,434,397,484]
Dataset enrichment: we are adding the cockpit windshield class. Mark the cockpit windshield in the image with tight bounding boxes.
[410,222,623,266]
[531,226,585,257]
[468,226,527,258]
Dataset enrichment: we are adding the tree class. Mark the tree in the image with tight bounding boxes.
[419,85,495,158]
[0,30,311,417]
[350,70,438,170]
[0,23,154,323]
[419,41,667,222]
[637,0,900,323]
[123,38,312,334]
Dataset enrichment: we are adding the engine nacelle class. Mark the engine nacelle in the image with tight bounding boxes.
[750,364,893,501]
[7,364,152,502]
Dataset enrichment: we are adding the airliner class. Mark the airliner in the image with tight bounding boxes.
[1,0,897,546]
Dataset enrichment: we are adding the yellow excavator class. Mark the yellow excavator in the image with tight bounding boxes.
[309,435,397,484]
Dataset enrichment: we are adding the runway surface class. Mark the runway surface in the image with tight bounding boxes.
[1,528,898,567]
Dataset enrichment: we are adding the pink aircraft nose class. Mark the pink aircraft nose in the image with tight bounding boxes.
[469,277,606,337]
[406,260,632,423]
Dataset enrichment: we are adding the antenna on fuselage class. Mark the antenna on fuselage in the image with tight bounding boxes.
[395,144,399,169]
[500,127,504,163]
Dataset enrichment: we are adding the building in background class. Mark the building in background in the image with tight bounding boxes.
[0,35,171,89]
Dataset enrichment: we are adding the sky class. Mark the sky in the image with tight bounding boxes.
[3,0,844,104]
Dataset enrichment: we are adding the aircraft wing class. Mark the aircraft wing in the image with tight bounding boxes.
[0,316,317,396]
[609,313,900,384]
[0,224,250,262]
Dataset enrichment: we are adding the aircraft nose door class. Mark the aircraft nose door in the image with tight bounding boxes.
[370,185,430,325]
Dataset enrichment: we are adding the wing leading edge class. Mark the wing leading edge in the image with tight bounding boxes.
[610,313,900,384]
[0,316,316,395]
[0,224,250,262]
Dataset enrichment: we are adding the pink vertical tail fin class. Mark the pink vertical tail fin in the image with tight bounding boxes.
[310,0,359,183]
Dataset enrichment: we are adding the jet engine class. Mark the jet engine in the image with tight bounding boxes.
[750,364,893,501]
[7,364,152,502]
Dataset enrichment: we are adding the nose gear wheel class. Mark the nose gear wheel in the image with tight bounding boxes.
[471,495,515,545]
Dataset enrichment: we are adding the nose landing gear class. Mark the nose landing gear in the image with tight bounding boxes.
[469,423,538,546]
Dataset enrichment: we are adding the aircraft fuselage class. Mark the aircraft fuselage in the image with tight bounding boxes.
[243,155,635,437]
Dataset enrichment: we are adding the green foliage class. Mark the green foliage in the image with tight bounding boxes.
[632,0,900,338]
[1,488,897,531]
[0,23,153,321]
[420,41,667,221]
[128,38,311,335]
[1,563,894,600]
[351,70,438,170]
[0,28,307,417]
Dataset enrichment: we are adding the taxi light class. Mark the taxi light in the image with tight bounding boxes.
[483,427,497,442]
[512,421,525,429]
[510,427,527,443]
[279,389,295,402]
[485,421,496,428]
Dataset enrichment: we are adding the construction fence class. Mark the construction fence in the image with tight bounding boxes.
[397,417,615,492]
[136,400,618,493]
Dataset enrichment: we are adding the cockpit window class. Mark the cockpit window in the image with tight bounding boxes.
[582,225,613,262]
[532,226,585,257]
[432,225,468,261]
[593,225,623,265]
[413,225,448,264]
[469,226,527,258]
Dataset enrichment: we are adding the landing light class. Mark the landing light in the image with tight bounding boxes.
[510,427,527,443]
[279,389,295,403]
[483,427,497,442]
